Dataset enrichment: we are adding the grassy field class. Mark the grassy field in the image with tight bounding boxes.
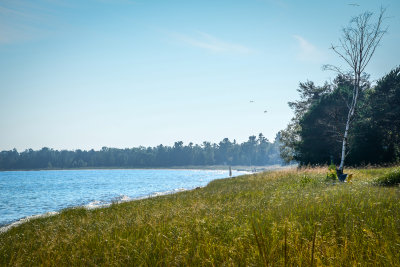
[1,167,399,266]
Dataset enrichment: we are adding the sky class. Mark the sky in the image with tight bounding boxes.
[1,0,399,151]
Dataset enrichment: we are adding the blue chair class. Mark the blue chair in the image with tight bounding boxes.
[338,174,348,182]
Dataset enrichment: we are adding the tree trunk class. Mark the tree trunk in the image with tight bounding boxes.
[326,9,386,172]
[338,114,350,172]
[338,75,359,172]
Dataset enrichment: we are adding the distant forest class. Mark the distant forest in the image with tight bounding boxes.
[280,66,400,166]
[0,134,283,170]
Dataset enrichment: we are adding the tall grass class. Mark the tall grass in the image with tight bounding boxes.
[1,167,399,266]
[374,167,400,186]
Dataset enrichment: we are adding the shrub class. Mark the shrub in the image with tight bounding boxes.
[326,163,337,181]
[374,168,400,186]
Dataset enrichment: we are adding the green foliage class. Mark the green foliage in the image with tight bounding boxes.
[280,66,400,166]
[0,134,283,170]
[1,167,400,266]
[326,169,337,180]
[278,122,300,163]
[279,81,332,163]
[350,66,400,165]
[328,163,336,171]
[326,163,338,180]
[296,75,357,165]
[374,168,400,186]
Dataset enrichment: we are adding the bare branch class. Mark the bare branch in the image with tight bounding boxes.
[323,8,387,171]
[322,64,347,76]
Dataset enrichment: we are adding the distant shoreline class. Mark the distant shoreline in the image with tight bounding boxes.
[0,164,293,172]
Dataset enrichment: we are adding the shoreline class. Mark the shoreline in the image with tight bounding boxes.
[0,185,200,234]
[0,164,290,172]
[0,165,294,234]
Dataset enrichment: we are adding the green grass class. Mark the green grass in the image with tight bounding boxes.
[374,167,400,186]
[1,167,400,266]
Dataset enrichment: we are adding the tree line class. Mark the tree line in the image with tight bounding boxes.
[279,66,400,166]
[0,134,283,170]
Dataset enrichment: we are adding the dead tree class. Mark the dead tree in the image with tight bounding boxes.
[323,8,387,172]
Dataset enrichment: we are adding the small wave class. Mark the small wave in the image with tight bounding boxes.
[84,200,110,210]
[112,195,131,203]
[174,188,186,192]
[150,187,187,198]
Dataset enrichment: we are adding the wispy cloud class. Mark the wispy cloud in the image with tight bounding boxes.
[293,35,326,62]
[171,32,253,54]
[0,0,134,45]
[0,1,54,44]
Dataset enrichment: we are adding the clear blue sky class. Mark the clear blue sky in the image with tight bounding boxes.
[1,0,399,151]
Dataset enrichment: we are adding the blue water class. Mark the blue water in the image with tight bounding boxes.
[0,169,245,226]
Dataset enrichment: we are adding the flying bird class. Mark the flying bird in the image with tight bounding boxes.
[250,100,254,103]
[264,110,268,113]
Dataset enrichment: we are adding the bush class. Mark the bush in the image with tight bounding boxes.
[374,168,400,186]
[326,163,337,180]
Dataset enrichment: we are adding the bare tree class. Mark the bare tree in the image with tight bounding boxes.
[323,8,387,173]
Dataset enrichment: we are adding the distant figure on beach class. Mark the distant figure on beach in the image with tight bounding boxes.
[229,166,232,177]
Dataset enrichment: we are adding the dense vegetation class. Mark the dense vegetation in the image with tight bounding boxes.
[1,167,399,266]
[374,167,400,186]
[280,66,400,166]
[0,134,282,170]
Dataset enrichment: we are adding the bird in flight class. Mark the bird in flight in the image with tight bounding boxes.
[264,110,268,113]
[348,3,360,6]
[250,100,254,103]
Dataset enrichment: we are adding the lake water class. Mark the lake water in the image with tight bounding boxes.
[0,169,246,226]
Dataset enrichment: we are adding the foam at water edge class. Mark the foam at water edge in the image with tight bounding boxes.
[85,200,111,210]
[150,187,187,197]
[113,195,131,203]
